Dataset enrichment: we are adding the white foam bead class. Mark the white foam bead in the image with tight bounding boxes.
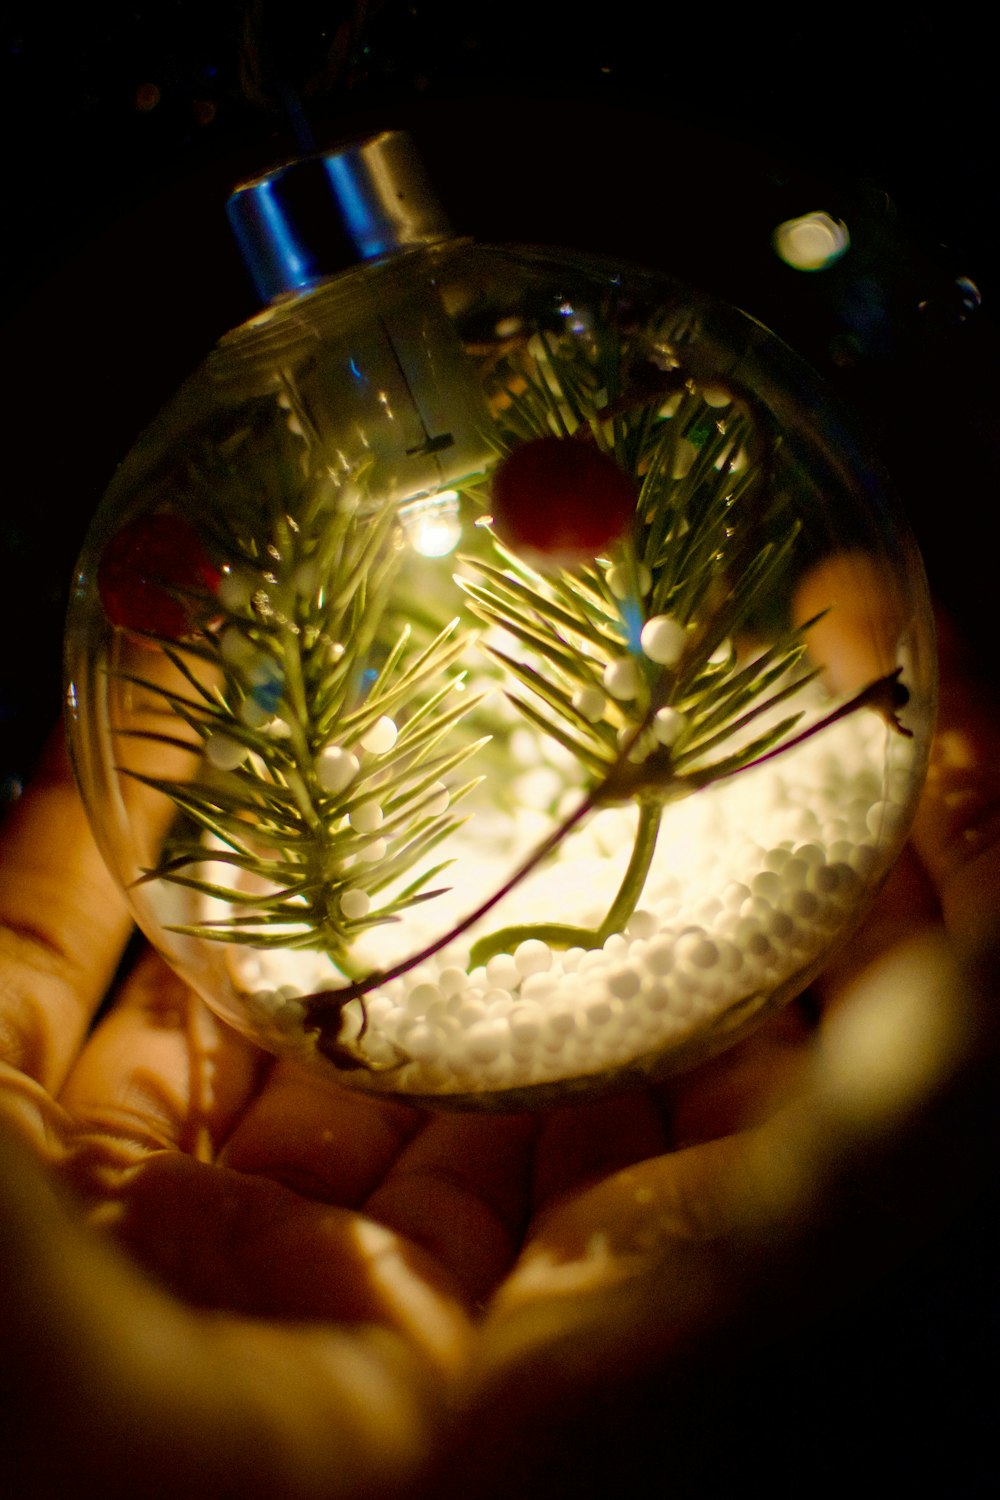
[350,801,384,833]
[741,895,774,923]
[437,965,468,998]
[603,932,629,957]
[397,1021,437,1061]
[404,982,442,1016]
[779,857,810,889]
[722,881,752,909]
[626,908,658,939]
[750,870,784,902]
[481,990,515,1015]
[508,1003,544,1045]
[687,937,720,970]
[846,797,876,833]
[479,1055,517,1087]
[765,910,796,945]
[514,938,553,977]
[607,965,642,1000]
[640,615,686,666]
[357,837,387,862]
[790,889,821,922]
[585,994,615,1026]
[446,989,475,1017]
[820,819,850,847]
[642,982,671,1014]
[849,845,879,877]
[240,698,272,729]
[645,937,676,975]
[205,733,249,770]
[665,985,696,1015]
[607,562,653,600]
[360,715,398,754]
[317,745,360,793]
[456,999,488,1027]
[339,888,371,920]
[807,862,846,896]
[365,1035,402,1069]
[543,1006,576,1038]
[561,947,586,972]
[572,684,606,722]
[603,657,641,701]
[732,918,776,960]
[652,706,686,746]
[580,949,610,972]
[521,972,559,1001]
[866,800,906,839]
[793,842,827,866]
[465,1019,509,1063]
[366,994,396,1025]
[485,954,521,991]
[425,782,450,816]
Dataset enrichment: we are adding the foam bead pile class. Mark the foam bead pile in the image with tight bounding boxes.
[232,704,913,1104]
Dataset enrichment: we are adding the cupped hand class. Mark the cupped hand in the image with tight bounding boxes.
[2,615,998,1500]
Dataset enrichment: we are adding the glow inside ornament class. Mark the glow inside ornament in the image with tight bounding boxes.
[65,132,936,1109]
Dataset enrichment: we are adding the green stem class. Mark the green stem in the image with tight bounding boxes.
[468,798,662,967]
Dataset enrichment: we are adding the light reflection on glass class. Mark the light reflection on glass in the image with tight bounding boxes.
[773,211,850,271]
[401,489,462,557]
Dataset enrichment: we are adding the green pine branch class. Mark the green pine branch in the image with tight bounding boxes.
[462,298,818,962]
[114,406,483,984]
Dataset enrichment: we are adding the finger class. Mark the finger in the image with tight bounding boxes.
[792,550,921,696]
[909,615,1000,957]
[85,1148,472,1361]
[659,999,816,1148]
[56,948,264,1178]
[530,1089,668,1213]
[218,1062,424,1206]
[0,731,132,1091]
[364,1110,537,1305]
[0,1122,452,1500]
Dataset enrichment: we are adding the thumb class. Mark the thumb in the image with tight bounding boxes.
[0,1122,441,1500]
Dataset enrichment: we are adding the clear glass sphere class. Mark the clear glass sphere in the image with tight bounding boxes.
[65,242,935,1108]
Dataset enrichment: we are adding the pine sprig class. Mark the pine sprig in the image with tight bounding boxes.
[461,300,820,961]
[113,406,484,980]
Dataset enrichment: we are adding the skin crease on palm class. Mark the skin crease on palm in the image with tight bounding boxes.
[1,563,998,1500]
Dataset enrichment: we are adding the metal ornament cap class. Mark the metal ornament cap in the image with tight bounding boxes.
[226,130,454,304]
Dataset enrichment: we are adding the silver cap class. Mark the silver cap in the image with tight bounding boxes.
[227,130,454,304]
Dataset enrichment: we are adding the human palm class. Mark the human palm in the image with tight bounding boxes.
[2,615,996,1499]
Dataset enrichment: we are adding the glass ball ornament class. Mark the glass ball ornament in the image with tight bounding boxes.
[65,133,935,1109]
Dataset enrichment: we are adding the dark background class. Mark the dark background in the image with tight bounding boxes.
[2,5,997,791]
[1,4,996,1492]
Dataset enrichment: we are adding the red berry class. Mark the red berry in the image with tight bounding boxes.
[97,513,220,638]
[490,436,637,565]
